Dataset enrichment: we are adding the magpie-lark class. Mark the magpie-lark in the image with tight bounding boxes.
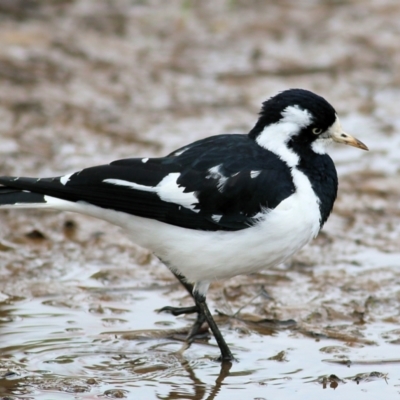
[0,89,368,361]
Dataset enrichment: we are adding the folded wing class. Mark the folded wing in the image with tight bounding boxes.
[0,134,295,231]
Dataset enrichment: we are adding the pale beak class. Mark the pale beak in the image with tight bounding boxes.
[331,130,369,151]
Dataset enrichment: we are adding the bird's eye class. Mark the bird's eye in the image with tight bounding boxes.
[312,128,323,135]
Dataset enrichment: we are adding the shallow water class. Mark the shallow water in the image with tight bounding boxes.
[1,0,400,398]
[1,279,400,399]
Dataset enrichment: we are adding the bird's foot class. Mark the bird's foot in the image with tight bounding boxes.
[157,305,199,316]
[187,311,209,343]
[215,354,237,363]
[158,304,209,339]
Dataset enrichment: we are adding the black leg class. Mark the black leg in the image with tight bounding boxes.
[158,271,200,316]
[158,271,208,339]
[158,270,234,360]
[193,291,235,362]
[187,307,207,342]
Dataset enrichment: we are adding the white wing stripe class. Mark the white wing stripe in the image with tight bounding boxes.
[103,173,199,212]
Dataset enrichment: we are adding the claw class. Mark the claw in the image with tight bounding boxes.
[157,305,199,316]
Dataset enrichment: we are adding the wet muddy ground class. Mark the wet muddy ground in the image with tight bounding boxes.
[0,1,400,399]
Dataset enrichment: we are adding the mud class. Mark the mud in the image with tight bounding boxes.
[0,1,400,399]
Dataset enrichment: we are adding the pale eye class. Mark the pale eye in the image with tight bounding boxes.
[312,127,323,135]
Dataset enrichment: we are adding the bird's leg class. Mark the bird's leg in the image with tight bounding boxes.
[158,271,208,339]
[192,291,234,362]
[158,272,234,360]
[158,271,199,315]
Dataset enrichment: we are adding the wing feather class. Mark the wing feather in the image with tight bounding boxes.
[0,134,295,231]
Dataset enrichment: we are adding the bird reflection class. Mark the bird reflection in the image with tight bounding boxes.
[157,359,232,400]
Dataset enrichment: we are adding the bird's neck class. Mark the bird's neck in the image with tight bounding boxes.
[290,143,338,227]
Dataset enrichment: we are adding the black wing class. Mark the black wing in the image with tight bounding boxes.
[0,134,295,231]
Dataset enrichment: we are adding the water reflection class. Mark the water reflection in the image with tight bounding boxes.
[0,287,399,399]
[157,360,232,400]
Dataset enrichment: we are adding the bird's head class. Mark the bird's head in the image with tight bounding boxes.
[249,89,368,163]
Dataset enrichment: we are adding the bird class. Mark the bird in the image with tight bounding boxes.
[0,89,368,362]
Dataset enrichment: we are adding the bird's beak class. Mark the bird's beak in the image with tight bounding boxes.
[331,130,369,151]
[328,118,369,151]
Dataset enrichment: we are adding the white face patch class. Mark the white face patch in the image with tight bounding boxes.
[141,158,149,163]
[104,173,199,212]
[281,105,313,128]
[311,137,332,154]
[326,115,342,137]
[311,115,340,155]
[256,105,313,167]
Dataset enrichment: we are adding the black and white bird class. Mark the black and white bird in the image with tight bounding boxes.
[0,89,368,361]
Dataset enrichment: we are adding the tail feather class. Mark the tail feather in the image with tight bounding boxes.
[0,186,48,208]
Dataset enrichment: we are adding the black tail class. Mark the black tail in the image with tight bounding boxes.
[0,186,47,207]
